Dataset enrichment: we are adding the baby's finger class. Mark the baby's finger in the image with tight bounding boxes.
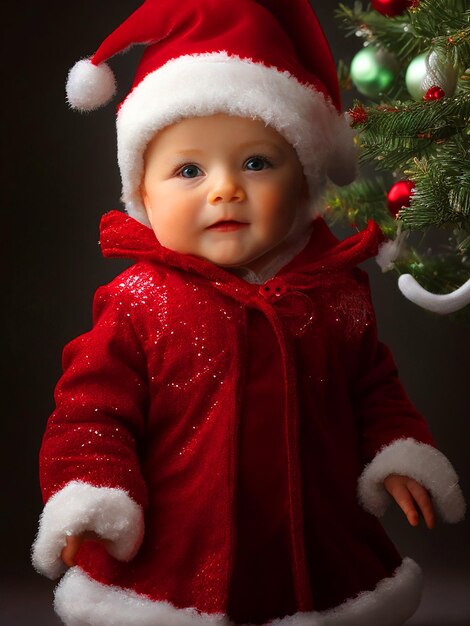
[407,480,436,529]
[61,535,83,567]
[389,482,419,526]
[60,531,100,567]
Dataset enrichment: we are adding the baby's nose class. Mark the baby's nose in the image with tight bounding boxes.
[208,174,246,205]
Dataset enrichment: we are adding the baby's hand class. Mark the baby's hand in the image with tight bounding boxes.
[384,474,436,529]
[61,531,111,567]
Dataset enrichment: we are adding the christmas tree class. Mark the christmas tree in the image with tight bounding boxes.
[327,0,470,315]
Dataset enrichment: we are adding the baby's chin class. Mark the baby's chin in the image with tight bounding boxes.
[209,253,276,274]
[190,238,289,272]
[195,247,265,271]
[190,251,260,271]
[197,255,255,270]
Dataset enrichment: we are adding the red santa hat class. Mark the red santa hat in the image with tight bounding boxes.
[66,0,357,225]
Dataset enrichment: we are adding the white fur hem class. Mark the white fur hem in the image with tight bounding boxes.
[53,558,421,626]
[116,52,357,225]
[32,481,144,579]
[358,438,466,523]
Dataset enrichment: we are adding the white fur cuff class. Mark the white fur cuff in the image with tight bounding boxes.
[358,438,466,523]
[32,481,144,579]
[54,558,422,626]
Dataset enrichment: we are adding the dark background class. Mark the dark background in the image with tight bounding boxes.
[2,2,469,624]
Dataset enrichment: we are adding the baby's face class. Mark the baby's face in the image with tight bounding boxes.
[140,114,309,271]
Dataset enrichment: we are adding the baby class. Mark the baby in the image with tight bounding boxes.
[63,112,437,561]
[32,2,465,626]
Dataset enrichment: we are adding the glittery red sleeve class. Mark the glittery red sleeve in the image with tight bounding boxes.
[39,282,149,508]
[351,274,435,466]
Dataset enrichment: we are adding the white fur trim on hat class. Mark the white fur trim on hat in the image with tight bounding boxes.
[358,438,466,523]
[116,52,357,225]
[53,558,421,626]
[66,59,117,112]
[32,481,144,579]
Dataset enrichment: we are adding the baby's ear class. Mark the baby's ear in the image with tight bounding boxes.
[139,183,154,227]
[139,182,150,212]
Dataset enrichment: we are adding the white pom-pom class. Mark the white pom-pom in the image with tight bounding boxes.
[326,112,359,187]
[66,58,116,112]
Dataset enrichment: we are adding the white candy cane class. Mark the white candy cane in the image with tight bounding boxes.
[398,275,470,314]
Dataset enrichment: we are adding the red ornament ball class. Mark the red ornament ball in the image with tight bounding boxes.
[387,180,415,217]
[371,0,413,16]
[424,85,446,101]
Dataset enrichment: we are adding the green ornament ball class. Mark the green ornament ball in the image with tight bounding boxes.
[350,45,398,98]
[405,51,457,101]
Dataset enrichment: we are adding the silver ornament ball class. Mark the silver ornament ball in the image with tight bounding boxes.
[405,51,457,101]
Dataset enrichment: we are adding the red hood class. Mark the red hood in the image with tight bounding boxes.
[99,210,384,284]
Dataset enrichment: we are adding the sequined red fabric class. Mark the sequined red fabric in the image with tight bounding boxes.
[39,211,435,623]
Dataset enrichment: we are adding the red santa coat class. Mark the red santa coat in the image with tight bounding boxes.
[33,210,465,626]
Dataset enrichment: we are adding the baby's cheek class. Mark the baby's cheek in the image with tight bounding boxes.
[262,190,297,233]
[149,216,184,252]
[257,185,283,209]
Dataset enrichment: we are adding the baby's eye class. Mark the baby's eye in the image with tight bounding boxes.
[178,164,202,178]
[244,156,272,171]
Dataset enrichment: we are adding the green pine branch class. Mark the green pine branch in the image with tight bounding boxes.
[335,3,417,64]
[331,1,470,315]
[458,233,470,253]
[349,95,470,229]
[324,177,398,235]
[336,1,470,66]
[399,154,470,228]
[355,94,470,137]
[354,94,470,180]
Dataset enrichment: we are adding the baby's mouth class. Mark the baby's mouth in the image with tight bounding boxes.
[207,220,249,232]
